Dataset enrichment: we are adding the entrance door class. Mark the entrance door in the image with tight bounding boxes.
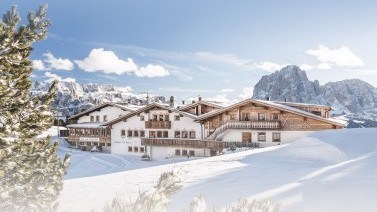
[242,132,252,145]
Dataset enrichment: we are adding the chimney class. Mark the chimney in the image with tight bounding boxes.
[127,99,131,104]
[146,94,150,104]
[284,98,287,102]
[266,97,270,101]
[182,100,185,105]
[192,100,195,104]
[198,96,202,101]
[169,96,175,108]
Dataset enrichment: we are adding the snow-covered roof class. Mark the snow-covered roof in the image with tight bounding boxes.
[68,102,137,120]
[275,101,333,110]
[103,102,198,126]
[66,122,108,129]
[195,98,345,127]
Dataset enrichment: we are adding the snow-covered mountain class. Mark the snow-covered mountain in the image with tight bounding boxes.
[253,65,377,127]
[31,81,167,118]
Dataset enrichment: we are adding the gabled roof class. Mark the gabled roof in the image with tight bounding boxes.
[195,98,345,127]
[102,102,198,126]
[274,101,333,111]
[178,100,225,111]
[68,102,138,120]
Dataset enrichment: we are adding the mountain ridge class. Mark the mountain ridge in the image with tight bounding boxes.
[253,65,377,127]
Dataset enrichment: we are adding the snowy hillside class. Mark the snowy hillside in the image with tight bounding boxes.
[31,81,167,117]
[57,128,377,212]
[253,65,377,127]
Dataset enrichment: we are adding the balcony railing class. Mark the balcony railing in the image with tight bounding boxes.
[141,138,229,149]
[145,121,171,129]
[207,121,281,140]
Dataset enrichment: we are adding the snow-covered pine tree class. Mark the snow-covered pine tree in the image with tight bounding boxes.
[0,5,70,212]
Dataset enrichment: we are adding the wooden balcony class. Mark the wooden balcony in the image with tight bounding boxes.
[145,121,171,129]
[141,138,229,149]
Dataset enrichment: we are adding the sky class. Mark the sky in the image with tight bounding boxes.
[3,0,377,103]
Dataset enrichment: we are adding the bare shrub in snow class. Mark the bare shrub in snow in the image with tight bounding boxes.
[103,170,182,212]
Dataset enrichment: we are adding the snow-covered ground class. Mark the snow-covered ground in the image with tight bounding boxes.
[55,128,377,212]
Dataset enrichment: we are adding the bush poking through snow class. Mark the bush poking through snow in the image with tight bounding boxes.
[103,170,183,212]
[103,171,279,212]
[213,198,280,212]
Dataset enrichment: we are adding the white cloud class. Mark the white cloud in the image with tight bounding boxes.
[306,45,364,67]
[300,63,313,70]
[32,60,46,70]
[317,63,332,70]
[43,52,74,70]
[75,48,169,78]
[135,64,170,78]
[44,71,76,83]
[220,88,234,93]
[75,48,137,75]
[255,62,285,72]
[206,93,236,104]
[239,86,254,99]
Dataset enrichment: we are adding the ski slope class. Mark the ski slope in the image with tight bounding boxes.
[56,128,377,212]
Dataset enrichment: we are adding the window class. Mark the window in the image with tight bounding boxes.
[140,131,145,137]
[189,150,195,156]
[134,130,139,137]
[140,147,145,152]
[163,131,168,138]
[90,116,94,122]
[134,146,139,152]
[157,131,162,138]
[96,115,100,122]
[128,130,133,137]
[175,131,180,138]
[189,131,196,139]
[175,115,180,121]
[107,143,111,146]
[258,113,266,121]
[219,115,223,121]
[182,149,188,156]
[258,132,266,141]
[140,115,144,121]
[230,115,236,120]
[128,146,132,152]
[165,115,169,121]
[159,115,164,121]
[121,130,126,136]
[87,142,91,146]
[175,149,181,156]
[153,115,157,121]
[271,113,279,120]
[242,113,250,121]
[182,131,188,138]
[149,131,156,138]
[272,133,281,142]
[103,115,108,122]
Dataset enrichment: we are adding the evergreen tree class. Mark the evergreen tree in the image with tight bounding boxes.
[0,5,70,212]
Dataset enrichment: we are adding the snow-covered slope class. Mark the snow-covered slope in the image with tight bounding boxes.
[253,65,377,127]
[31,81,167,117]
[57,128,377,212]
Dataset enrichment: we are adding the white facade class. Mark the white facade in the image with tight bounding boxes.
[220,129,311,147]
[110,108,202,157]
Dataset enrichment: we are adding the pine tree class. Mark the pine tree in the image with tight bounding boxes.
[0,5,70,212]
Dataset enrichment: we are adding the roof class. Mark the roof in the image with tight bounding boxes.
[68,102,138,120]
[102,102,198,126]
[195,98,345,127]
[178,100,225,111]
[66,122,108,129]
[274,101,333,110]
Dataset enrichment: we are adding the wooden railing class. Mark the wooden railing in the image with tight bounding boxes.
[145,121,171,129]
[141,138,229,149]
[206,121,281,140]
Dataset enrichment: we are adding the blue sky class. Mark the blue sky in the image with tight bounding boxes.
[3,0,377,102]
